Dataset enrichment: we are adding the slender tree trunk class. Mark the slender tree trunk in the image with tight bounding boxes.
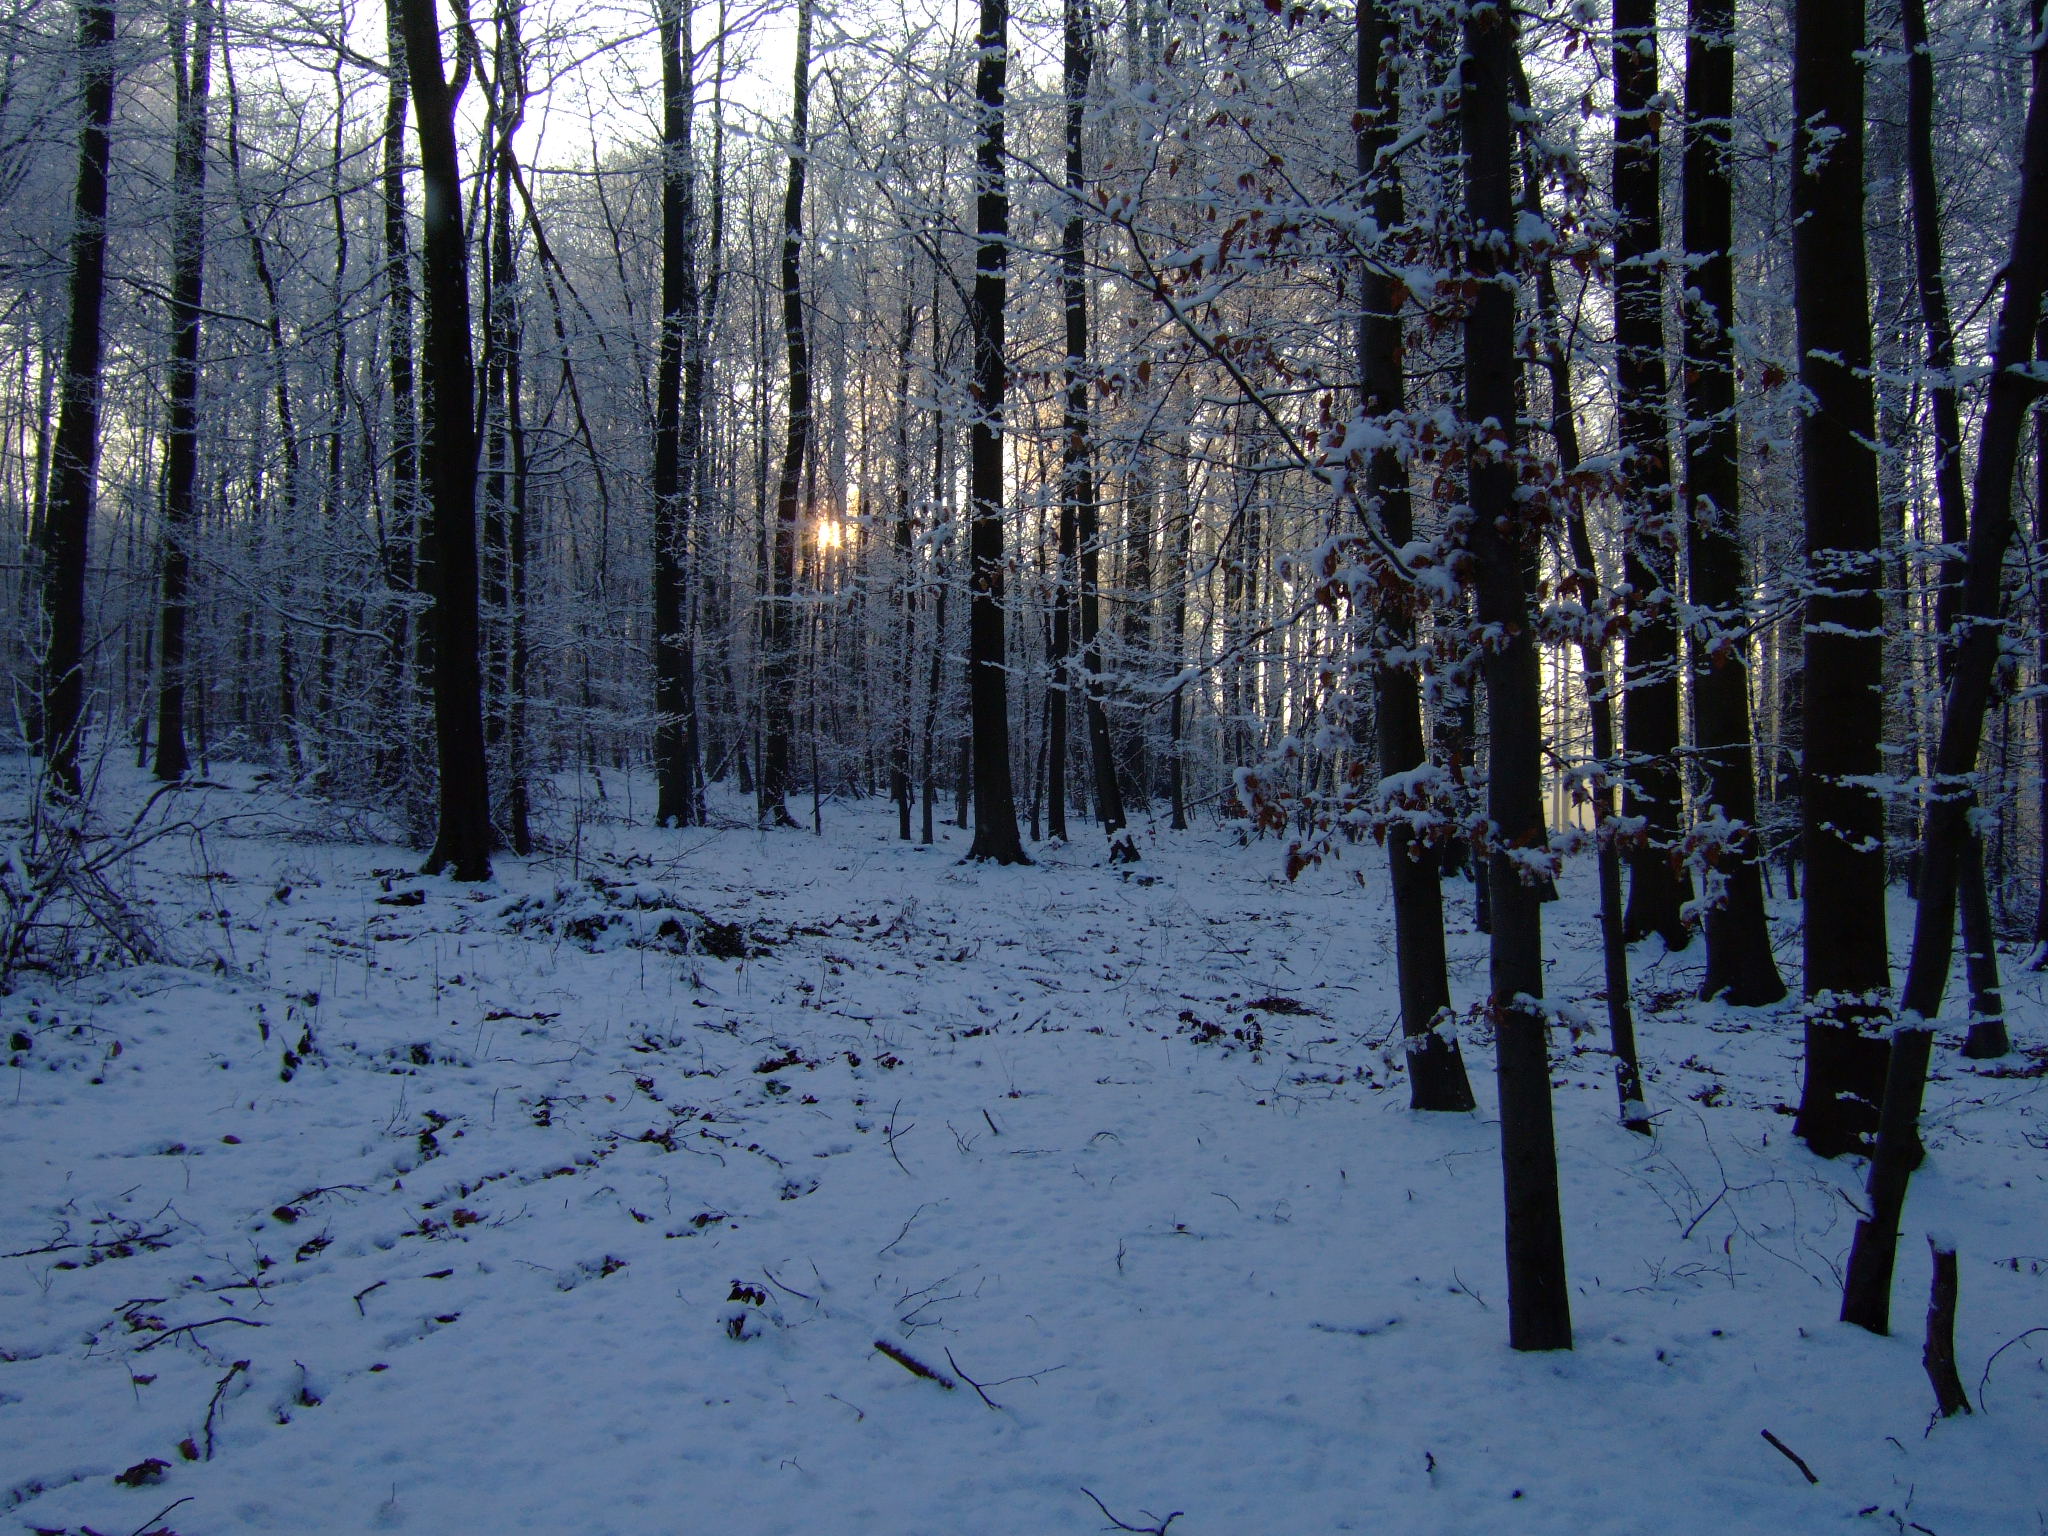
[1361,0,1472,1112]
[892,275,917,842]
[760,0,811,827]
[1511,54,1649,1131]
[1062,0,1134,863]
[397,0,492,881]
[1050,0,1085,850]
[1613,0,1690,949]
[2033,315,2048,966]
[482,0,530,855]
[221,33,305,765]
[1791,0,1891,1157]
[38,0,117,803]
[653,0,703,827]
[1464,0,1570,1352]
[964,0,1028,864]
[1902,0,2007,1057]
[1683,0,1784,1004]
[380,0,422,814]
[153,0,213,782]
[1843,24,2048,1334]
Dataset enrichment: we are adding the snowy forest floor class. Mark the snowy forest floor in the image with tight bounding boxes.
[2,758,2045,1536]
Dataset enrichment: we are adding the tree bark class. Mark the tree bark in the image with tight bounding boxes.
[1902,0,2006,1058]
[653,0,704,827]
[1920,1237,1971,1417]
[397,0,493,881]
[964,0,1028,864]
[153,0,213,782]
[1683,0,1784,1004]
[379,0,422,811]
[760,0,811,828]
[1791,0,1891,1157]
[1511,54,1648,1132]
[38,0,117,803]
[1062,0,1135,864]
[481,0,530,856]
[1614,0,1691,950]
[1842,24,2047,1334]
[1361,0,1473,1113]
[1464,0,1570,1352]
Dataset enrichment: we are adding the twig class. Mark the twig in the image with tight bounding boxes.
[1448,1269,1489,1310]
[885,1098,914,1177]
[944,1347,1004,1410]
[5,1226,175,1260]
[1680,1185,1728,1242]
[202,1358,250,1459]
[761,1265,816,1302]
[1976,1325,2048,1411]
[1760,1429,1818,1484]
[126,1496,193,1536]
[878,1201,938,1257]
[134,1316,266,1352]
[352,1279,388,1315]
[981,1107,1001,1136]
[873,1338,954,1389]
[1080,1486,1184,1535]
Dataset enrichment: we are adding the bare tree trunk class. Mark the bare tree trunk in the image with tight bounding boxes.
[221,31,305,767]
[1464,0,1570,1352]
[760,0,811,828]
[1842,24,2047,1334]
[481,0,530,855]
[153,0,213,782]
[397,0,492,880]
[653,0,703,827]
[39,0,117,801]
[1902,0,2006,1057]
[1683,0,1785,1005]
[379,0,422,816]
[1061,0,1134,864]
[1614,0,1690,950]
[1511,54,1648,1131]
[1362,0,1472,1113]
[964,0,1028,864]
[892,270,917,842]
[1791,0,1891,1158]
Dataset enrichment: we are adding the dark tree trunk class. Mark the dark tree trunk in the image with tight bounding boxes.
[1613,0,1690,949]
[1791,0,1891,1157]
[1842,29,2048,1335]
[760,0,811,828]
[1511,54,1648,1132]
[1165,481,1193,832]
[1463,0,1570,1352]
[1360,0,1472,1113]
[379,0,421,807]
[964,0,1028,864]
[482,0,530,856]
[2034,314,2048,968]
[1050,0,1086,850]
[1062,0,1135,864]
[397,0,493,881]
[1902,0,2006,1058]
[1683,0,1784,1005]
[653,0,703,827]
[38,0,117,803]
[153,0,213,782]
[892,274,917,842]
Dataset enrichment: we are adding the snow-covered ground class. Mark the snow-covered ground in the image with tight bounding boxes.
[3,760,2044,1535]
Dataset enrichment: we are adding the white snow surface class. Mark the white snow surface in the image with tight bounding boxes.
[4,762,2046,1535]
